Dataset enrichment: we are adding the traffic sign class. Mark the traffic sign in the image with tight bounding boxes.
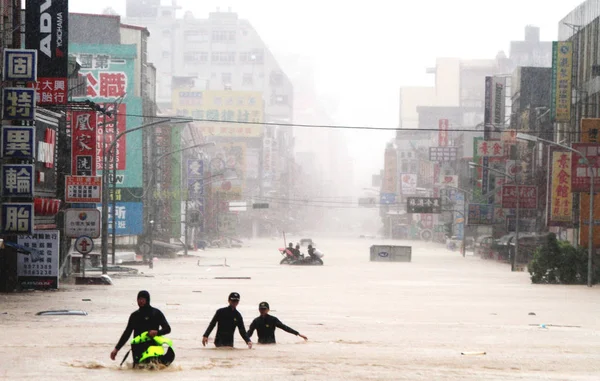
[74,236,94,255]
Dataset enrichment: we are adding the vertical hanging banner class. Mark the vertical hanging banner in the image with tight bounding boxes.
[549,151,573,226]
[187,159,204,199]
[484,77,492,140]
[551,41,573,122]
[382,147,398,194]
[71,111,97,176]
[438,119,449,147]
[25,0,69,105]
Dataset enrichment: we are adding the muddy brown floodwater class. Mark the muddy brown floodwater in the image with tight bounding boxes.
[2,238,600,380]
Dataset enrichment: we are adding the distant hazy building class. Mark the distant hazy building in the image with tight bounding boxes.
[123,0,293,124]
[509,26,553,69]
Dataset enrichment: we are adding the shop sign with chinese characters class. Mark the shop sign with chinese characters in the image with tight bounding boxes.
[33,78,67,105]
[17,230,60,290]
[64,209,101,239]
[3,49,37,82]
[467,204,494,226]
[1,126,35,159]
[95,202,143,236]
[187,159,204,200]
[475,140,505,158]
[550,151,573,225]
[2,88,35,120]
[570,143,600,192]
[438,119,449,147]
[406,197,442,214]
[429,147,457,162]
[1,203,34,234]
[71,111,97,176]
[501,185,538,209]
[65,176,102,203]
[1,164,34,197]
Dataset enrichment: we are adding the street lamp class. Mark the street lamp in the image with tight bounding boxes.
[149,142,216,257]
[100,118,193,274]
[517,132,596,287]
[468,161,520,271]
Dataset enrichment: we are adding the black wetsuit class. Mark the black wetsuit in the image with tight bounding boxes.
[247,314,299,344]
[115,305,171,363]
[203,306,250,347]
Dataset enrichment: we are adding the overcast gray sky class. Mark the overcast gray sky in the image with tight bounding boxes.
[70,0,585,187]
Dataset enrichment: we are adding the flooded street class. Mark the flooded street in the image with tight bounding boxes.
[2,237,600,380]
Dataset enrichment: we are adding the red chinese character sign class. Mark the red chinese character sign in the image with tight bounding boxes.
[571,143,600,192]
[550,151,573,225]
[501,185,538,209]
[33,78,67,105]
[71,111,97,176]
[475,139,505,158]
[438,119,449,147]
[83,72,128,98]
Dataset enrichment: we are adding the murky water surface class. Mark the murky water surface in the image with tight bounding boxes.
[2,238,600,380]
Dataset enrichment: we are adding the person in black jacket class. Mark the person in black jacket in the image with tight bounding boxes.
[110,290,172,364]
[247,301,308,344]
[202,292,252,348]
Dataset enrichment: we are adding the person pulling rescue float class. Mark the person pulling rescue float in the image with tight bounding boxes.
[248,301,308,344]
[202,292,252,348]
[110,290,174,367]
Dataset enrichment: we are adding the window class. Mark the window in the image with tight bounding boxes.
[211,52,235,64]
[184,29,208,42]
[270,71,284,86]
[161,10,172,17]
[162,51,170,58]
[240,51,264,64]
[271,94,289,105]
[183,52,208,64]
[400,152,405,158]
[162,29,171,37]
[221,72,232,84]
[212,30,236,43]
[242,73,253,86]
[402,163,408,173]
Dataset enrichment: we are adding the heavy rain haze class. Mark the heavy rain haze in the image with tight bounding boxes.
[71,0,583,189]
[3,0,600,380]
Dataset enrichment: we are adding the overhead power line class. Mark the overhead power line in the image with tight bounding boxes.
[43,104,569,135]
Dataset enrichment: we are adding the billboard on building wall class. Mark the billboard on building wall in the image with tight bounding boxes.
[71,43,143,189]
[551,41,573,123]
[25,0,69,105]
[172,89,264,137]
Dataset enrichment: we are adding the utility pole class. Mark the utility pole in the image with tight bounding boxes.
[184,199,189,256]
[101,110,109,274]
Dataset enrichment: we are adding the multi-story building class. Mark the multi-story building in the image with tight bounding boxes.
[509,25,553,69]
[124,1,297,237]
[123,1,293,122]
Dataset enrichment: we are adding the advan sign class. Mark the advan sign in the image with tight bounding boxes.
[25,0,69,104]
